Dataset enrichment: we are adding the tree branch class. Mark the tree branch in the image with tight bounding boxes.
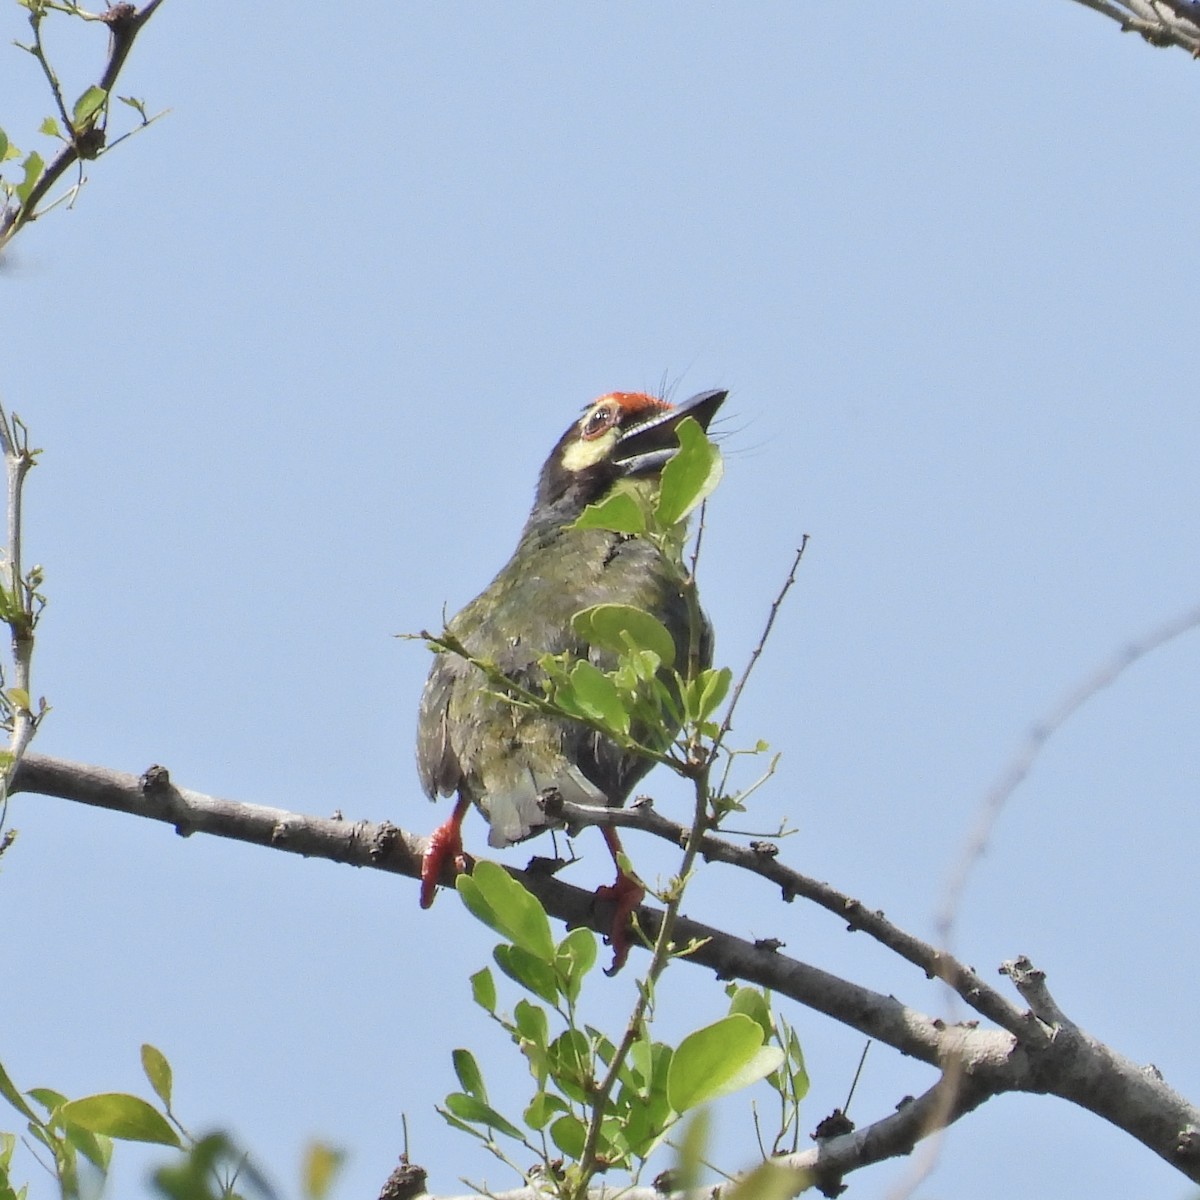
[15,752,1200,1188]
[0,1,168,250]
[546,794,1036,1042]
[1065,0,1200,55]
[425,1075,993,1200]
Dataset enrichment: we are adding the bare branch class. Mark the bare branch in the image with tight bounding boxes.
[936,602,1200,956]
[1065,0,1200,55]
[548,794,1035,1041]
[9,753,991,1065]
[14,755,1200,1183]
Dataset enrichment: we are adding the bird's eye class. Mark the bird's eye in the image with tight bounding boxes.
[581,405,617,440]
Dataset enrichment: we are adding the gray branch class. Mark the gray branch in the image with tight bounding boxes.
[548,794,1035,1040]
[1067,0,1200,55]
[13,753,1200,1189]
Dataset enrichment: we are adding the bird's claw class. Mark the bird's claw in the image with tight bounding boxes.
[595,872,645,975]
[419,819,470,909]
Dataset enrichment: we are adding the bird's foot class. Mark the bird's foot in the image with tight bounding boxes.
[595,871,645,976]
[419,819,470,909]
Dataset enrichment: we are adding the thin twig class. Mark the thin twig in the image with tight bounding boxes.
[552,795,1034,1040]
[905,602,1200,1200]
[0,1,169,250]
[843,1042,870,1116]
[711,538,808,758]
[937,602,1200,952]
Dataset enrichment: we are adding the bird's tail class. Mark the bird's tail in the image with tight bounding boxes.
[484,761,607,847]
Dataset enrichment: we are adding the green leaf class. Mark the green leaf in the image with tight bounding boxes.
[72,85,107,127]
[302,1141,344,1200]
[672,1108,711,1194]
[786,1028,810,1102]
[456,861,555,962]
[443,1092,524,1141]
[0,1061,37,1122]
[0,129,7,161]
[693,666,732,721]
[437,1106,488,1141]
[469,967,496,1014]
[572,490,646,535]
[514,999,550,1086]
[554,926,597,1003]
[140,1044,172,1109]
[26,1087,65,1114]
[726,1160,811,1200]
[547,1030,593,1103]
[565,660,629,734]
[37,116,60,138]
[667,1014,783,1112]
[494,942,559,1005]
[726,986,773,1042]
[572,603,675,668]
[514,999,549,1050]
[152,1132,247,1200]
[549,1112,587,1159]
[619,1079,675,1160]
[452,1049,487,1102]
[629,1031,670,1092]
[656,416,723,526]
[64,1123,111,1171]
[523,1091,568,1130]
[60,1093,181,1147]
[14,152,43,206]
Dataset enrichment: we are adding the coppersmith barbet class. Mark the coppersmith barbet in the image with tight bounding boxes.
[416,388,726,969]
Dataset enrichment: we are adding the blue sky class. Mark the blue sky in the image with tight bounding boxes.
[4,3,1199,1197]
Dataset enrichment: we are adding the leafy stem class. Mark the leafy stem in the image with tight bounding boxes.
[0,0,169,251]
[572,754,712,1197]
[0,404,44,795]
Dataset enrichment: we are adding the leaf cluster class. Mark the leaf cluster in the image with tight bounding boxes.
[0,1047,341,1200]
[442,864,797,1196]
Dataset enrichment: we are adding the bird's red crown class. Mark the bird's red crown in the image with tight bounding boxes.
[593,391,670,417]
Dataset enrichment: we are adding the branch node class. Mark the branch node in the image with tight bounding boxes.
[369,820,400,862]
[537,785,565,822]
[754,936,785,953]
[73,126,106,160]
[1176,1125,1200,1160]
[377,1158,428,1200]
[812,1108,855,1140]
[525,854,571,878]
[139,763,171,794]
[101,4,138,31]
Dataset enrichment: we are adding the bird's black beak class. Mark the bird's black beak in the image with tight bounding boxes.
[613,388,727,477]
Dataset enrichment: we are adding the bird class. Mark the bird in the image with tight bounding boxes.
[416,387,726,971]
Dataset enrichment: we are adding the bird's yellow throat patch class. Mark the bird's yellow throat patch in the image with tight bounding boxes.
[561,427,620,473]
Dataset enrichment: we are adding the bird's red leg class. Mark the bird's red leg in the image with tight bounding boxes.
[420,796,471,909]
[594,826,645,974]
